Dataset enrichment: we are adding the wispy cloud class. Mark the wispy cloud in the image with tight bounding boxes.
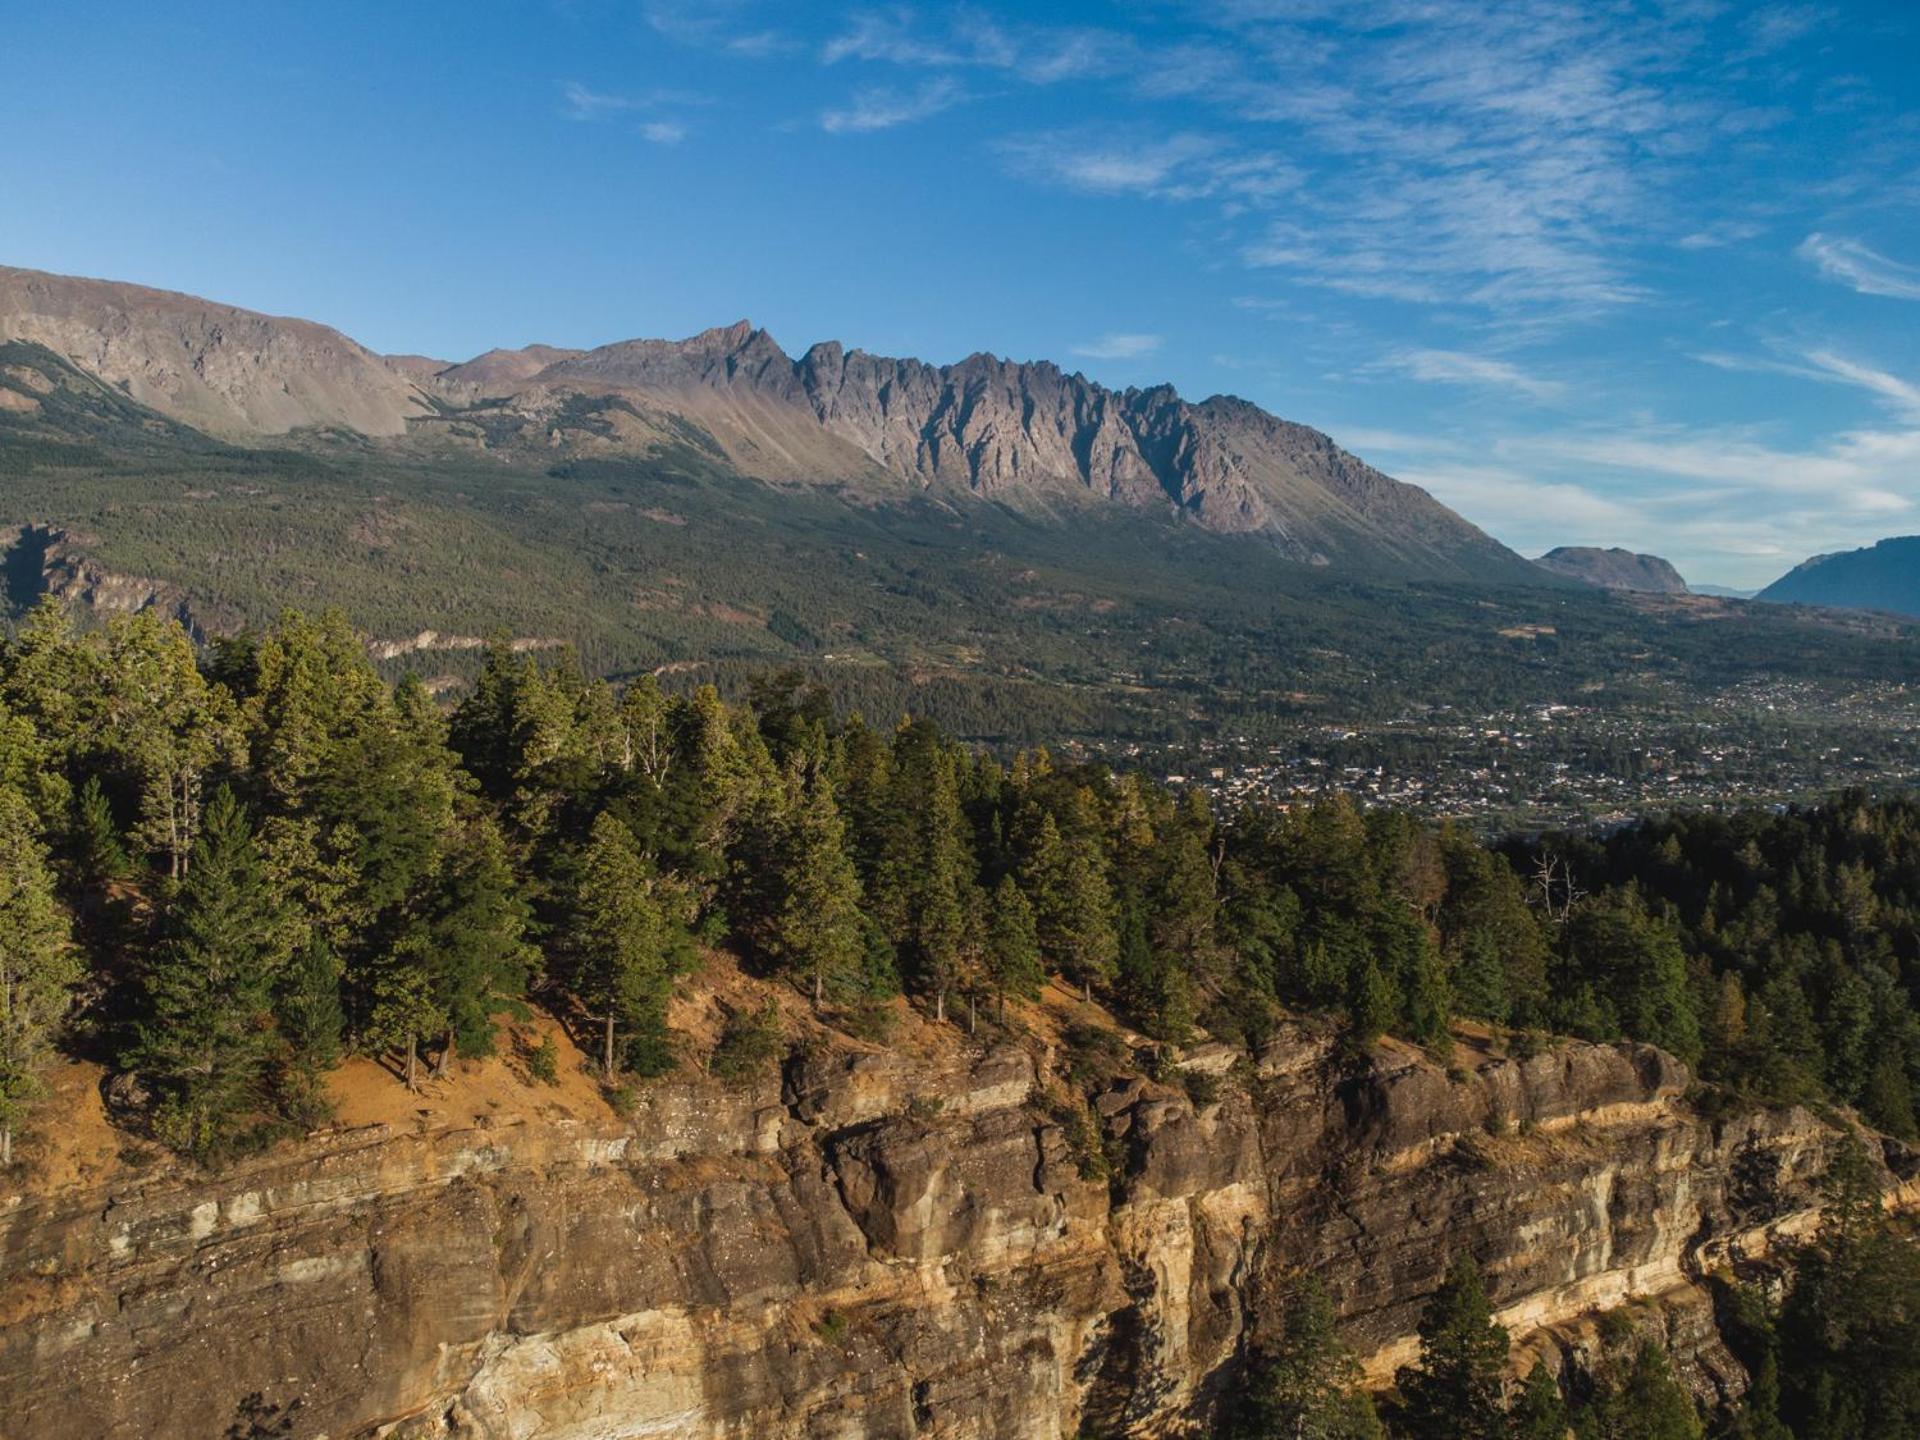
[1695,346,1920,420]
[1389,349,1564,401]
[1676,221,1765,251]
[985,4,1775,319]
[821,11,1130,83]
[1800,349,1920,418]
[562,82,634,121]
[821,76,964,133]
[1799,233,1920,300]
[1000,132,1218,195]
[643,1,794,56]
[1070,333,1161,361]
[823,11,1013,68]
[561,81,702,136]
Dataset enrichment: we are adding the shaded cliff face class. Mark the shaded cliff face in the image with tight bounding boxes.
[2,1012,1902,1440]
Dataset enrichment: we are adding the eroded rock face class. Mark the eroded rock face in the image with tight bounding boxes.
[0,1031,1904,1439]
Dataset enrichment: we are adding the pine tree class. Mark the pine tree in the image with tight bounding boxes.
[1508,1364,1568,1440]
[1236,1277,1383,1440]
[986,874,1043,1019]
[767,769,866,1007]
[1777,1135,1920,1439]
[410,815,535,1072]
[275,934,343,1125]
[132,787,285,1156]
[1584,1342,1703,1440]
[1565,887,1702,1064]
[1393,1255,1510,1440]
[1348,953,1397,1047]
[1017,806,1117,1001]
[71,775,130,886]
[0,790,77,1167]
[101,613,241,879]
[567,812,691,1077]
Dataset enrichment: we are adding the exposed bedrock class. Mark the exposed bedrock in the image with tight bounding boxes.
[0,1028,1908,1439]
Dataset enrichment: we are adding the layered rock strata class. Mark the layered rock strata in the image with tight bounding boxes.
[0,1027,1903,1439]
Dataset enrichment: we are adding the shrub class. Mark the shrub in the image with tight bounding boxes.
[710,1000,784,1084]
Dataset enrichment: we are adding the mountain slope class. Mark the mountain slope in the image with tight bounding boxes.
[0,264,1534,582]
[1534,546,1688,593]
[1758,536,1920,617]
[0,265,432,437]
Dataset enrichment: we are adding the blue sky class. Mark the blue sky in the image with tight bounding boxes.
[4,1,1918,588]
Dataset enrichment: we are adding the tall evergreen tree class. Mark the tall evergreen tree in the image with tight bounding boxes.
[767,769,866,1007]
[566,812,692,1076]
[1393,1255,1510,1440]
[1582,1342,1703,1440]
[132,787,285,1156]
[274,934,344,1126]
[0,790,77,1167]
[407,815,536,1072]
[1235,1277,1383,1440]
[1507,1364,1568,1440]
[101,613,241,879]
[986,874,1043,1019]
[1016,806,1118,1001]
[71,775,130,887]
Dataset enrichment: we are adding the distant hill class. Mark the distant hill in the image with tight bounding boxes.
[1758,537,1920,618]
[1690,584,1756,600]
[0,263,1538,583]
[1533,546,1688,594]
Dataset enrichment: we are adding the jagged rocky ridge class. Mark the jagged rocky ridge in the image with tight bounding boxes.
[0,265,1536,580]
[2,1018,1909,1440]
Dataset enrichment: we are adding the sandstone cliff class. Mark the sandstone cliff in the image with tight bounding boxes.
[1,981,1904,1440]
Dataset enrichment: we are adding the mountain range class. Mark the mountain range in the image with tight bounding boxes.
[0,262,1913,744]
[0,264,1532,583]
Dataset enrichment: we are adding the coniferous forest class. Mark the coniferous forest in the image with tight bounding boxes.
[0,603,1914,1438]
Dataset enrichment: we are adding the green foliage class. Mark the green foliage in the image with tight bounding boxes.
[709,999,783,1084]
[1017,802,1119,998]
[71,774,129,885]
[274,935,343,1126]
[1774,1136,1920,1439]
[763,767,867,1005]
[1393,1255,1510,1440]
[986,874,1044,1007]
[565,812,693,1077]
[1232,1277,1383,1440]
[1508,1365,1569,1440]
[0,787,77,1165]
[1578,1341,1704,1440]
[399,813,535,1064]
[525,1032,560,1086]
[132,787,285,1158]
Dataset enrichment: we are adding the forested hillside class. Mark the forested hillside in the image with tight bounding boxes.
[0,603,1914,1435]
